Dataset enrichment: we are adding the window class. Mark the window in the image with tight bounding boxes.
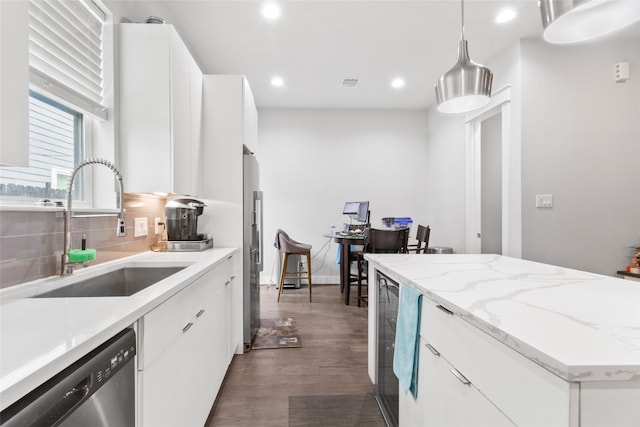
[0,0,111,204]
[0,93,84,200]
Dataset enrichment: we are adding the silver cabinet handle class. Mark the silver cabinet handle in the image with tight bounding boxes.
[436,304,454,315]
[449,368,471,385]
[182,322,193,333]
[196,309,205,318]
[425,343,440,356]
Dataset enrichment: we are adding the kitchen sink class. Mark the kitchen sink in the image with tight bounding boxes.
[33,267,186,298]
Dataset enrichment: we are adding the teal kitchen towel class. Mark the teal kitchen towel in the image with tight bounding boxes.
[393,283,423,398]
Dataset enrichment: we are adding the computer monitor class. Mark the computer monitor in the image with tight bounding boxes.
[343,201,370,223]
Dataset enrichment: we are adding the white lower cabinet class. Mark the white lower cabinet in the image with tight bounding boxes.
[137,255,237,427]
[400,338,514,427]
[399,296,578,427]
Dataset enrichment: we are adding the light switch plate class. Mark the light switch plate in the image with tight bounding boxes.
[134,217,148,237]
[536,195,553,208]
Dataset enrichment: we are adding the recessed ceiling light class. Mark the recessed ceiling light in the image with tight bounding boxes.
[495,9,517,23]
[271,77,284,87]
[391,78,405,89]
[261,3,281,20]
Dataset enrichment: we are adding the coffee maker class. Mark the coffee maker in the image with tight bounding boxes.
[164,198,213,251]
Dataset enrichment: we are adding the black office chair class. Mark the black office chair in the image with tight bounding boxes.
[356,228,409,307]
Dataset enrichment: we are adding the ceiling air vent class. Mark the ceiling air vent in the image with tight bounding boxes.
[341,78,360,88]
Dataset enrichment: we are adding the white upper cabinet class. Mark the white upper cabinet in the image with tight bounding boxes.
[119,23,203,195]
[201,75,257,202]
[0,1,29,167]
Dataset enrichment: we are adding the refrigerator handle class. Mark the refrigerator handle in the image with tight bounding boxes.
[254,190,264,271]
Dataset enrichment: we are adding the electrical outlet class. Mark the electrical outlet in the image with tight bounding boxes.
[155,217,163,235]
[134,217,148,237]
[536,195,553,208]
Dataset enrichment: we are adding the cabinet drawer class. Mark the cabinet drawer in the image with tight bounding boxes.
[420,298,577,427]
[226,252,239,276]
[139,284,198,369]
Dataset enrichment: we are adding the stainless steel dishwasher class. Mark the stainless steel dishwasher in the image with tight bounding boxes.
[1,328,136,427]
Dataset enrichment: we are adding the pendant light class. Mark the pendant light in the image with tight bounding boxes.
[540,0,640,44]
[435,0,493,114]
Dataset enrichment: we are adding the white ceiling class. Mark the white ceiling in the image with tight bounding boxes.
[119,1,636,109]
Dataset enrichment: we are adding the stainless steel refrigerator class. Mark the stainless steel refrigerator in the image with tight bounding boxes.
[243,146,263,350]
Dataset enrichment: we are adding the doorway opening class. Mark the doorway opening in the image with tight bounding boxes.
[464,86,521,257]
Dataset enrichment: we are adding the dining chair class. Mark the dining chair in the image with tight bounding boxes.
[275,229,313,302]
[407,224,431,254]
[356,227,409,307]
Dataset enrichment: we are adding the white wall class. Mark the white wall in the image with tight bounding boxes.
[425,36,639,277]
[258,109,429,284]
[424,42,522,256]
[424,109,466,252]
[520,37,640,275]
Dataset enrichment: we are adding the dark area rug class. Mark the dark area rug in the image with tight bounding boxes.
[288,394,386,427]
[251,317,302,350]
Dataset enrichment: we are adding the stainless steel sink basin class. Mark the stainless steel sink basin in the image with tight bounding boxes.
[33,267,186,298]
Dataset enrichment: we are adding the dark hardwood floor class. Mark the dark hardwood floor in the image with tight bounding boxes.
[206,283,373,426]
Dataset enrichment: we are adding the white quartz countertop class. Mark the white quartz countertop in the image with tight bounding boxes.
[0,248,238,410]
[365,254,640,382]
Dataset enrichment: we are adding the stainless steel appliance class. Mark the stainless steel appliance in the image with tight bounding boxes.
[0,328,136,427]
[243,146,263,350]
[375,271,400,427]
[165,198,213,251]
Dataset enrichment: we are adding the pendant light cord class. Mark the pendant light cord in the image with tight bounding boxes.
[460,0,465,41]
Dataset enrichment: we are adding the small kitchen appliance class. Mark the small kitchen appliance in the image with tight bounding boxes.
[164,198,213,251]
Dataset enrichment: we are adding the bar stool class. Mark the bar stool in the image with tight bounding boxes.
[275,230,313,302]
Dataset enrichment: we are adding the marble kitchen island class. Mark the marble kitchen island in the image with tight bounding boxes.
[366,254,640,427]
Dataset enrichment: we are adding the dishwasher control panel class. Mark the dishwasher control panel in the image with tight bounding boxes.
[0,328,136,427]
[96,340,135,384]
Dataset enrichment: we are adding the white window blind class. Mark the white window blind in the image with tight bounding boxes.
[29,0,107,119]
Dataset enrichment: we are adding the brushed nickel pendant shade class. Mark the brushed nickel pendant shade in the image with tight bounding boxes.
[435,0,493,114]
[540,0,640,44]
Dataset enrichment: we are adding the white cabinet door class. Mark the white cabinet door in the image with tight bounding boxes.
[138,257,235,427]
[443,360,515,427]
[169,29,191,196]
[418,341,448,426]
[226,252,241,359]
[139,326,198,427]
[400,338,514,427]
[201,75,245,202]
[420,298,573,426]
[242,78,258,155]
[189,54,204,196]
[190,270,227,424]
[139,281,202,427]
[120,23,202,195]
[226,274,235,361]
[408,340,515,427]
[0,1,29,167]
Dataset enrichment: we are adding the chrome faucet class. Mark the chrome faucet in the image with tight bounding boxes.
[61,158,127,275]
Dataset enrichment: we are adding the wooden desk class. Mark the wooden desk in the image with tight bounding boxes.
[324,233,365,305]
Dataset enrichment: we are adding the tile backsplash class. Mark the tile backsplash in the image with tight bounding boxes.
[0,194,166,288]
